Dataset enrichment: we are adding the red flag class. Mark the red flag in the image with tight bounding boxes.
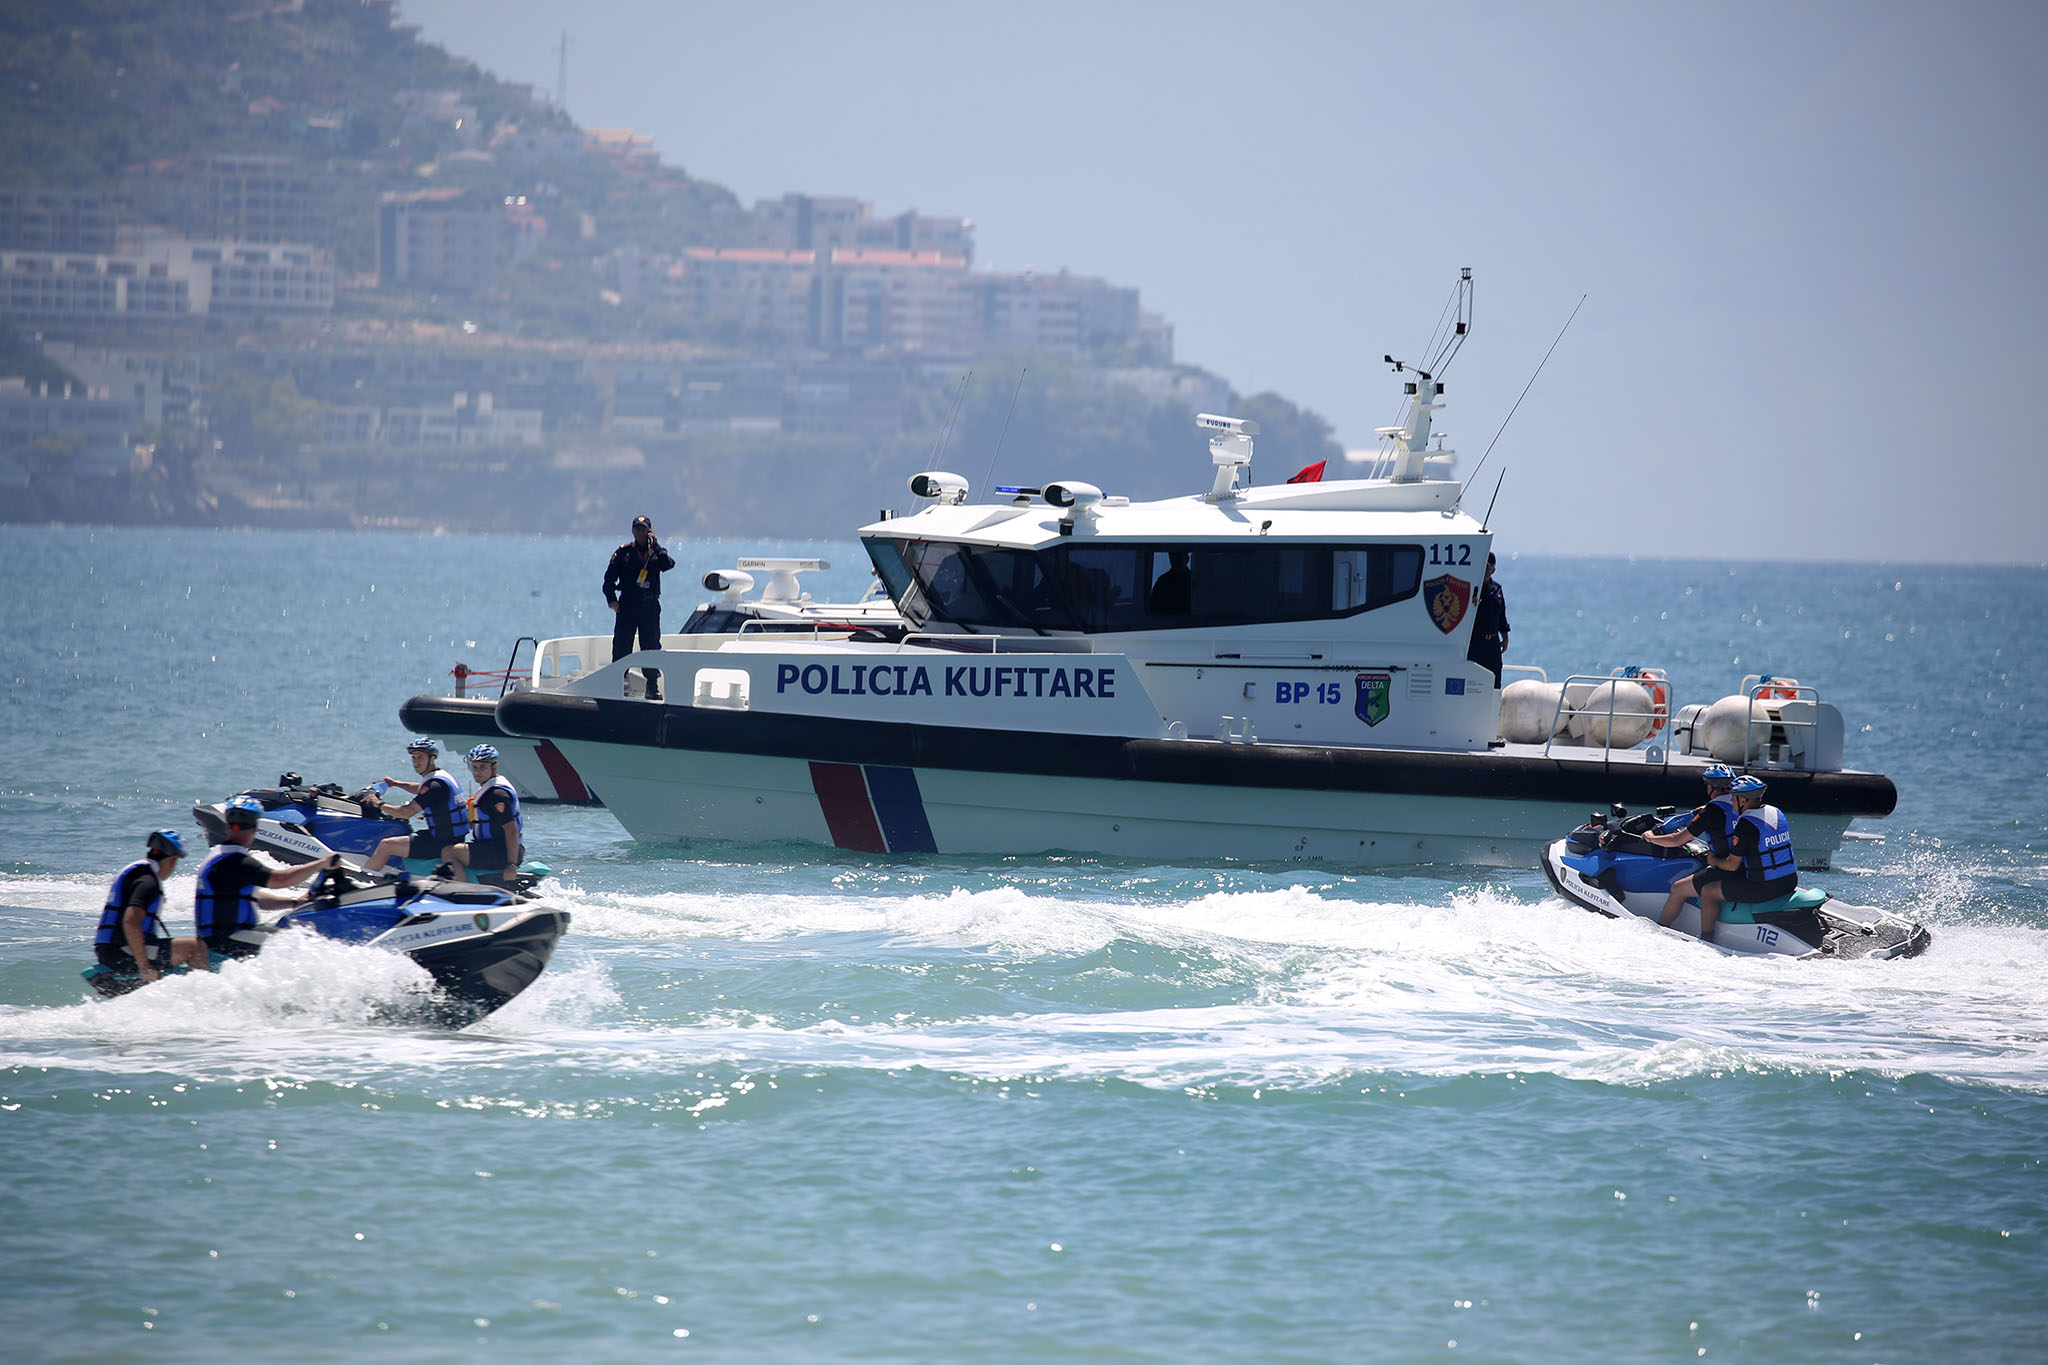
[1287,460,1326,484]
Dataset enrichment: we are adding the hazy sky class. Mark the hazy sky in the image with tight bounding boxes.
[399,0,2047,564]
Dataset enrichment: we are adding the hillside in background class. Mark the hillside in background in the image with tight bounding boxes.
[0,0,1346,534]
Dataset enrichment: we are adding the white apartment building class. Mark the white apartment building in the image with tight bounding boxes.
[0,239,333,331]
[668,248,816,339]
[377,188,501,291]
[754,193,974,264]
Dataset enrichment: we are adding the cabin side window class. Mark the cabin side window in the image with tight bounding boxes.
[866,538,1425,633]
[1333,546,1425,614]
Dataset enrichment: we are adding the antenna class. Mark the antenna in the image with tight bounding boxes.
[1462,292,1584,500]
[924,369,970,472]
[980,367,1027,498]
[556,31,570,112]
[1481,469,1507,529]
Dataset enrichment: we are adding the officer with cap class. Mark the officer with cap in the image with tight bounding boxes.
[95,829,210,982]
[194,797,339,962]
[603,513,675,701]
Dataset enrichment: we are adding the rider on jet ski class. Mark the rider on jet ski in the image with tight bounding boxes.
[362,737,468,876]
[1639,764,1739,856]
[95,829,211,982]
[438,744,524,888]
[1654,773,1797,941]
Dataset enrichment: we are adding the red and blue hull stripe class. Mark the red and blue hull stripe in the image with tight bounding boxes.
[808,762,938,853]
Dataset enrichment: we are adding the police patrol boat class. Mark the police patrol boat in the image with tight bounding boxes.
[86,863,571,1023]
[1539,803,1930,960]
[487,272,1899,869]
[398,559,900,805]
[192,775,551,891]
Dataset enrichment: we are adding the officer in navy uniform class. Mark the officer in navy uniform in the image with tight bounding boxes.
[603,513,675,701]
[194,797,338,961]
[442,743,523,887]
[1466,552,1509,688]
[364,736,469,875]
[96,829,210,982]
[1660,774,1797,942]
[1647,764,1741,928]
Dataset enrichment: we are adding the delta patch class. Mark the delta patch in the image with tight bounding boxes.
[1424,574,1472,634]
[1355,671,1391,727]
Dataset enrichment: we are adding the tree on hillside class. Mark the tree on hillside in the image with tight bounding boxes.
[205,370,321,475]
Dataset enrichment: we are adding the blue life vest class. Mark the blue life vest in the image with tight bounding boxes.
[417,769,469,843]
[1738,805,1797,882]
[194,847,263,942]
[1693,795,1739,852]
[467,775,522,845]
[96,859,167,949]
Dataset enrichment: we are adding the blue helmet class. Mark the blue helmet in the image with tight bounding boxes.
[1727,774,1768,796]
[406,736,442,755]
[1702,764,1735,786]
[147,828,186,858]
[223,795,265,828]
[466,743,500,763]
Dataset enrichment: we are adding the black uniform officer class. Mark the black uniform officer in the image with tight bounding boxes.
[603,513,676,700]
[1466,552,1510,688]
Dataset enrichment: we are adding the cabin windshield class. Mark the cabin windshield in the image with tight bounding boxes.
[865,537,1427,634]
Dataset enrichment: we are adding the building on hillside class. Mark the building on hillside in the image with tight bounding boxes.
[39,341,203,428]
[380,392,543,447]
[754,194,973,263]
[0,188,117,254]
[491,121,587,161]
[123,155,335,247]
[377,188,500,291]
[0,240,333,334]
[667,248,817,341]
[973,271,1153,357]
[502,198,548,258]
[821,249,975,355]
[394,90,480,145]
[0,379,142,481]
[587,128,661,171]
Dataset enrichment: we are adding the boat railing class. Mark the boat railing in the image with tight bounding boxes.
[1741,677,1825,771]
[450,637,540,699]
[895,632,1098,654]
[1542,673,1671,762]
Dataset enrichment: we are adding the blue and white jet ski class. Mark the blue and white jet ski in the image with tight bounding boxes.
[192,774,550,892]
[84,863,570,1023]
[1539,805,1931,960]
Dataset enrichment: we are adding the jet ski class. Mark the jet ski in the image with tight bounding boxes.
[82,864,570,1024]
[1539,805,1931,960]
[192,773,550,892]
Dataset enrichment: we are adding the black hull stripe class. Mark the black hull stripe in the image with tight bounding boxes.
[399,695,507,738]
[495,691,1898,819]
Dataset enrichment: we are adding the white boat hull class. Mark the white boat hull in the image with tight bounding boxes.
[552,735,1858,869]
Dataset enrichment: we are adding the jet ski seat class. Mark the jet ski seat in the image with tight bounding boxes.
[1716,885,1830,924]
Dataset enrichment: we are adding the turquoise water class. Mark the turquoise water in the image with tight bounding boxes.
[2,526,2045,1360]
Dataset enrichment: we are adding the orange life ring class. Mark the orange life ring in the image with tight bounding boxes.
[1757,676,1801,702]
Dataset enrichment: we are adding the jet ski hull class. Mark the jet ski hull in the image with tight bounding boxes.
[84,873,570,1022]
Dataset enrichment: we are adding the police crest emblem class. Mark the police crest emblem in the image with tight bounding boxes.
[1354,671,1391,727]
[1424,574,1471,634]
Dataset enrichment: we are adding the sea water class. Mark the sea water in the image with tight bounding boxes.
[1,525,2043,1361]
